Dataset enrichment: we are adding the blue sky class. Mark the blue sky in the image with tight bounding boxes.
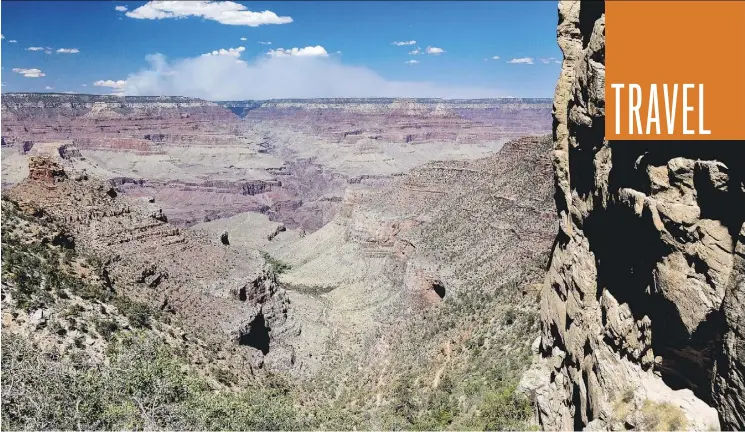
[1,1,562,99]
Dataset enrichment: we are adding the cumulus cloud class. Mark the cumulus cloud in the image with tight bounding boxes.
[540,57,557,64]
[1,34,4,40]
[115,5,128,11]
[391,40,416,46]
[57,48,80,54]
[202,46,245,57]
[123,1,292,27]
[507,57,534,64]
[266,46,328,58]
[492,56,500,60]
[12,68,45,78]
[45,86,54,90]
[8,40,18,43]
[240,37,247,41]
[121,52,507,100]
[26,46,45,51]
[405,60,419,65]
[94,79,128,89]
[425,46,445,55]
[408,47,421,55]
[82,84,88,87]
[258,41,272,45]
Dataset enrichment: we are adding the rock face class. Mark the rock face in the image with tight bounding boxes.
[5,156,305,372]
[527,1,745,430]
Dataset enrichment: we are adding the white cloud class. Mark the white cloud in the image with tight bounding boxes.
[123,1,292,27]
[82,84,88,87]
[12,68,45,78]
[391,40,416,46]
[26,47,45,51]
[507,57,534,64]
[63,91,77,94]
[267,45,328,58]
[45,86,54,90]
[93,79,128,89]
[122,52,507,99]
[57,48,80,54]
[8,40,18,43]
[115,5,128,11]
[405,60,419,65]
[258,41,272,45]
[202,46,245,57]
[425,46,445,55]
[408,47,421,55]
[240,37,247,41]
[1,34,4,40]
[492,56,500,60]
[540,57,556,64]
[555,60,561,64]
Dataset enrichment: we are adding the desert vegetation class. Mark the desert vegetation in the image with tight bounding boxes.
[1,194,544,430]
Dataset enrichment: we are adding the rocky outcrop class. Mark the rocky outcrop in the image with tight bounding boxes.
[27,156,67,183]
[6,156,300,373]
[526,1,745,430]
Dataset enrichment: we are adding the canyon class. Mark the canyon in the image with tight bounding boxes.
[3,1,743,430]
[1,94,550,230]
[1,93,556,428]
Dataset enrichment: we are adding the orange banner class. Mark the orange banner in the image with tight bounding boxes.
[606,1,745,140]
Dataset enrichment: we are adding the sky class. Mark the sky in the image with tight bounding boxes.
[0,1,562,100]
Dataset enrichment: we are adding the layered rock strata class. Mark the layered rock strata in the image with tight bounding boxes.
[5,156,304,371]
[526,1,745,430]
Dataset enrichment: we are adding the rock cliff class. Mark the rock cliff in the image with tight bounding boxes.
[4,156,306,373]
[526,1,745,430]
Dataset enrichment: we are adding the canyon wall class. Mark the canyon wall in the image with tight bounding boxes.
[527,1,745,430]
[2,94,550,230]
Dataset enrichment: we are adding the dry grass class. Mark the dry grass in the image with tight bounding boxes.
[612,388,689,432]
[639,400,689,431]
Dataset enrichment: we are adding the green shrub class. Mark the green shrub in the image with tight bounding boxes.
[112,296,154,329]
[94,317,119,341]
[1,333,302,431]
[260,251,292,275]
[476,384,533,431]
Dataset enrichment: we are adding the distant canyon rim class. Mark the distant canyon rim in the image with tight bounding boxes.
[1,94,551,231]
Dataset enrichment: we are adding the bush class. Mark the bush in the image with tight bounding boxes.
[261,251,292,275]
[112,296,154,329]
[1,333,302,431]
[94,317,119,341]
[476,384,533,431]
